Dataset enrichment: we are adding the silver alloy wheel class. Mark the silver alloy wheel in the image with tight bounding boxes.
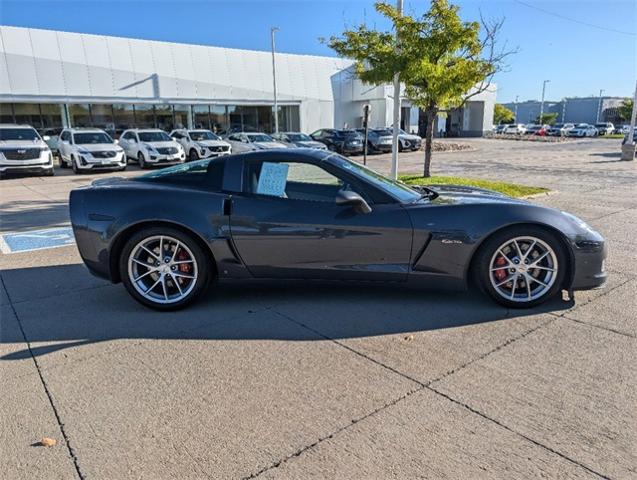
[128,235,198,305]
[489,236,558,303]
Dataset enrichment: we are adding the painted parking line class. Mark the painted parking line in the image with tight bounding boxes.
[0,227,75,254]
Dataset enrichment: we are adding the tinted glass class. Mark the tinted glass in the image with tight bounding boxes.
[327,154,420,203]
[74,132,113,144]
[286,133,311,142]
[138,158,225,190]
[0,128,40,141]
[139,131,171,142]
[246,134,274,142]
[189,130,219,141]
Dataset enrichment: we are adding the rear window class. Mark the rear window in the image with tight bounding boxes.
[137,158,226,190]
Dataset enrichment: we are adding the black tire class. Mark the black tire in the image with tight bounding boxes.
[138,151,147,169]
[44,169,55,177]
[118,165,127,171]
[473,225,567,309]
[119,226,212,311]
[59,156,68,168]
[189,149,199,162]
[72,156,79,174]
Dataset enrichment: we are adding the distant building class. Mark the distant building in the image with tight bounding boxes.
[0,25,496,138]
[502,96,628,125]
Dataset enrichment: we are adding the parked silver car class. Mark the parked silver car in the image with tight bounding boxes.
[271,132,327,150]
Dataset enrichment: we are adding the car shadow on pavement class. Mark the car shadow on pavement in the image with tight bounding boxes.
[0,200,71,232]
[1,263,573,360]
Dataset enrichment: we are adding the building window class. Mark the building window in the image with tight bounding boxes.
[210,105,227,133]
[40,104,64,130]
[1,103,14,123]
[68,104,91,127]
[256,105,273,133]
[133,104,155,128]
[173,105,189,130]
[13,103,43,128]
[154,104,173,131]
[192,105,210,130]
[113,104,135,136]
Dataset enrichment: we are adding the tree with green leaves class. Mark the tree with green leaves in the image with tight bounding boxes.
[619,98,633,121]
[535,112,558,125]
[494,104,514,124]
[328,1,514,177]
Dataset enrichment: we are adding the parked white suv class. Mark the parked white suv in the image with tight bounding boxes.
[58,128,126,173]
[504,124,527,134]
[568,124,598,137]
[169,129,231,162]
[224,132,288,153]
[0,124,54,179]
[119,129,185,169]
[594,122,614,136]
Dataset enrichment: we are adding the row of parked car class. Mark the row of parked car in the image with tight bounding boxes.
[0,123,423,178]
[494,122,629,137]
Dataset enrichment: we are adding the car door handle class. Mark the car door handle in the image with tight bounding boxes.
[223,197,232,216]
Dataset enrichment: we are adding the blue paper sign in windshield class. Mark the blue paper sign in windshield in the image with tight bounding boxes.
[256,162,289,197]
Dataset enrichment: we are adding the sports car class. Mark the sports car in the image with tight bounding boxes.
[69,149,607,311]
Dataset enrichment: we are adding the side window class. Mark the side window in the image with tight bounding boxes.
[61,130,70,141]
[245,161,358,203]
[172,132,183,139]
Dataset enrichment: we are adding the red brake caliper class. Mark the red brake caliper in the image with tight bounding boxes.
[177,249,192,274]
[493,255,507,281]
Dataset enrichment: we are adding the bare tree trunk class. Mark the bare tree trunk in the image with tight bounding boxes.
[423,106,437,178]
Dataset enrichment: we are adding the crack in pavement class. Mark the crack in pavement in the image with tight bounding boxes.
[0,275,85,480]
[242,308,598,479]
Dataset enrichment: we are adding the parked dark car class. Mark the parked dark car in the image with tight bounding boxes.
[70,149,607,311]
[355,128,393,153]
[310,129,364,155]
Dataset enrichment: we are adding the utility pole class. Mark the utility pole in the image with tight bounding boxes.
[596,89,604,123]
[390,0,403,180]
[514,95,519,123]
[271,27,280,133]
[539,79,550,125]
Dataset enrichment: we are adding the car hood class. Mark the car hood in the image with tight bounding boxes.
[252,141,289,149]
[294,140,327,149]
[399,133,421,141]
[414,184,529,206]
[144,141,180,148]
[0,140,47,148]
[77,143,120,152]
[195,140,230,148]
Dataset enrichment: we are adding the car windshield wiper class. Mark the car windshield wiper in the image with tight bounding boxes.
[410,184,439,201]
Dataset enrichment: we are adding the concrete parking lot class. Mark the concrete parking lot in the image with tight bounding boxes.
[1,138,635,479]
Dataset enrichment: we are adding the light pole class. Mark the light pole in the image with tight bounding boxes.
[514,95,519,123]
[596,89,604,123]
[270,27,279,133]
[539,79,550,125]
[390,0,403,180]
[562,98,567,123]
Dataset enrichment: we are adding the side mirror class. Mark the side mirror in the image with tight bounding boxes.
[336,190,372,214]
[42,135,51,141]
[171,137,178,141]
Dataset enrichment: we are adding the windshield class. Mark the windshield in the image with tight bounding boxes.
[189,130,219,141]
[286,133,312,142]
[0,128,40,141]
[246,134,274,142]
[139,131,171,142]
[73,132,113,144]
[576,124,588,128]
[328,154,420,203]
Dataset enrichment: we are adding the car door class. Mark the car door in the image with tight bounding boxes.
[228,157,413,281]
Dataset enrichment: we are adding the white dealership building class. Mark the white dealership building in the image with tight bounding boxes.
[0,26,495,137]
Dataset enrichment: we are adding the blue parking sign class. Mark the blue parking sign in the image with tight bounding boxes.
[0,227,75,254]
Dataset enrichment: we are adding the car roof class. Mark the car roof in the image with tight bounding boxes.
[65,127,107,133]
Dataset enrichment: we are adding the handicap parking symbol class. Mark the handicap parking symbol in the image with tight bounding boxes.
[0,227,76,254]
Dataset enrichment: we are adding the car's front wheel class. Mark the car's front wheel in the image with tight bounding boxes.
[189,149,199,162]
[474,226,567,308]
[138,151,147,169]
[119,227,211,310]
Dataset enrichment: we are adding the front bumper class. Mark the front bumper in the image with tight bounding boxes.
[78,152,127,170]
[0,151,54,175]
[569,238,607,290]
[147,152,185,165]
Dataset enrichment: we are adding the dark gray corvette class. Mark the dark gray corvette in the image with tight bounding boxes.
[69,149,606,310]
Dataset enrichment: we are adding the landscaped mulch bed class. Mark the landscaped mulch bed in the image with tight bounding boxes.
[485,133,575,142]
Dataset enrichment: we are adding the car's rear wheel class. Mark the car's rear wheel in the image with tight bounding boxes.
[474,226,567,308]
[119,227,211,310]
